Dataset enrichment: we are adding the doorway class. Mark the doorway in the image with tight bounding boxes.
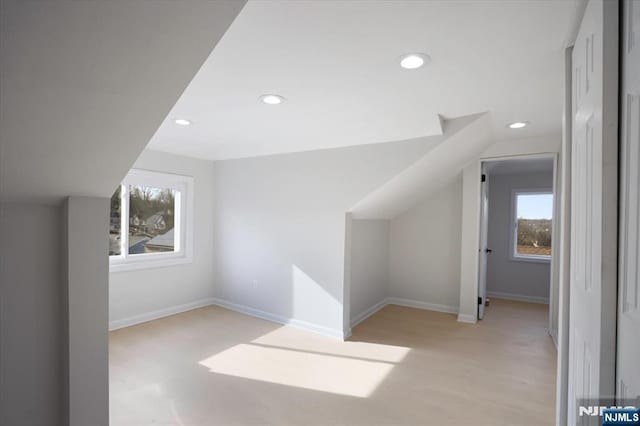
[477,155,557,329]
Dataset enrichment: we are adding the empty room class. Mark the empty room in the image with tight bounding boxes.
[1,1,638,426]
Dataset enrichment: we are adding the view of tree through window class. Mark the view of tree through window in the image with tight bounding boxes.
[515,192,553,258]
[109,185,122,256]
[109,184,177,257]
[128,185,176,254]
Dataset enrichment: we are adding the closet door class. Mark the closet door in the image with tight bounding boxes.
[617,0,640,404]
[568,1,619,424]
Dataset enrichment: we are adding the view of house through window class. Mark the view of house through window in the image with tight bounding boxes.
[108,169,192,271]
[514,191,553,259]
[109,184,177,258]
[128,185,176,254]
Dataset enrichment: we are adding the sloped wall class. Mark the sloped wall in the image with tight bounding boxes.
[0,0,245,204]
[212,138,437,337]
[0,3,246,424]
[350,113,492,219]
[348,135,560,325]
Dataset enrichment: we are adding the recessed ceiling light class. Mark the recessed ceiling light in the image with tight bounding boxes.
[174,118,192,126]
[399,53,430,70]
[507,121,529,129]
[259,94,285,105]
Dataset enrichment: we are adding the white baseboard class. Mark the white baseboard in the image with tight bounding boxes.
[350,297,459,328]
[487,291,549,305]
[211,298,347,340]
[550,329,558,349]
[350,299,388,328]
[457,313,477,324]
[387,297,458,314]
[109,298,216,331]
[110,296,464,338]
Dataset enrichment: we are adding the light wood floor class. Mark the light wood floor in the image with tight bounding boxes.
[110,299,556,425]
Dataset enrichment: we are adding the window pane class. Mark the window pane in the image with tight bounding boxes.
[109,186,122,256]
[516,193,553,257]
[128,185,176,254]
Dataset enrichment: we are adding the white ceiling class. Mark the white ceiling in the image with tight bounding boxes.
[148,0,579,161]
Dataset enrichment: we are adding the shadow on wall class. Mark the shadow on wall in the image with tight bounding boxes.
[211,171,348,337]
[211,115,493,337]
[211,135,441,336]
[292,265,342,330]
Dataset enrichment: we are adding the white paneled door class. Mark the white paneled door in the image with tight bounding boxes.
[568,0,619,425]
[617,0,640,404]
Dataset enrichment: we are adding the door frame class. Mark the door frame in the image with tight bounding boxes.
[476,152,559,332]
[616,0,640,407]
[477,162,489,320]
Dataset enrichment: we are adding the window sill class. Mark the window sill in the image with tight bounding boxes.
[109,254,192,273]
[509,255,551,264]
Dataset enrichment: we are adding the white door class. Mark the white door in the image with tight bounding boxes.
[568,1,619,424]
[477,164,489,320]
[617,0,640,404]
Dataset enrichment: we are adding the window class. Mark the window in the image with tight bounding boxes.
[511,190,553,262]
[109,169,193,271]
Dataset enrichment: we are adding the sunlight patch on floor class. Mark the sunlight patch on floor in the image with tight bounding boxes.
[198,341,407,397]
[252,327,411,363]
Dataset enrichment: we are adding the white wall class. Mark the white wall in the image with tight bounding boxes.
[0,203,63,426]
[388,176,463,311]
[109,150,216,326]
[349,219,389,324]
[108,139,560,336]
[486,171,553,302]
[212,139,435,337]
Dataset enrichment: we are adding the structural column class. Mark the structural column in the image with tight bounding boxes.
[62,196,110,426]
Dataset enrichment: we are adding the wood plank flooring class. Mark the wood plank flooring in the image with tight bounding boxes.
[110,298,556,425]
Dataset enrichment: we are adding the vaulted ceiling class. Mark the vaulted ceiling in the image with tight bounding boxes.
[0,0,245,203]
[148,0,580,160]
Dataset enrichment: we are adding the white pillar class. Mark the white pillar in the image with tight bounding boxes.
[62,196,109,426]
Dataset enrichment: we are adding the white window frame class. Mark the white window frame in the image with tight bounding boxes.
[109,169,194,272]
[510,188,553,264]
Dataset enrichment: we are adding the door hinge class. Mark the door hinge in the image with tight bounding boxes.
[481,174,486,182]
[478,297,483,305]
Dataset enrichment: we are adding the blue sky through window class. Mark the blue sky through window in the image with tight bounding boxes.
[517,193,553,219]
